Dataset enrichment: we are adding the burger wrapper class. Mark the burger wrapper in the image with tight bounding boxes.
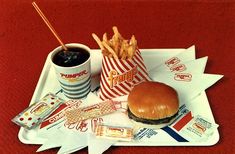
[98,49,150,100]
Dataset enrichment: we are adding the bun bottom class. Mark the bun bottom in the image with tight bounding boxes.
[130,117,176,129]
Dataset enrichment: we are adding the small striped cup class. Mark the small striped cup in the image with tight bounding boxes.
[51,43,91,99]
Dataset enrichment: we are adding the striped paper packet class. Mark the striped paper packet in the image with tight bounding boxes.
[95,123,133,141]
[65,100,117,124]
[99,49,150,100]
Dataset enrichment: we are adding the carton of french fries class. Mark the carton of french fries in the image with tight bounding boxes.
[92,26,150,100]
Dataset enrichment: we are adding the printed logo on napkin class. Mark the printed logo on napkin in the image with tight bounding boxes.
[99,49,150,100]
[174,73,192,82]
[148,46,205,76]
[150,56,207,75]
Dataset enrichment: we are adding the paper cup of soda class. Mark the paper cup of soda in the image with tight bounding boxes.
[50,43,91,99]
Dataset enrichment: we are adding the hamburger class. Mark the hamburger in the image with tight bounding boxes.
[127,81,179,129]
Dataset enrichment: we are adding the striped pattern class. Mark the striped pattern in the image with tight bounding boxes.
[61,75,91,99]
[99,49,150,100]
[162,126,188,142]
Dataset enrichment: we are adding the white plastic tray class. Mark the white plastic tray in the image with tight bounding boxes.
[18,49,219,146]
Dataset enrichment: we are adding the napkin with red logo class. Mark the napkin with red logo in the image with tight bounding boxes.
[149,49,223,104]
[98,49,150,100]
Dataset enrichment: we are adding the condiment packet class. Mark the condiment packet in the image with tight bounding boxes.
[95,123,133,141]
[12,93,64,129]
[171,115,219,142]
[65,100,117,123]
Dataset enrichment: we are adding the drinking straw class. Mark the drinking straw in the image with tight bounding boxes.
[32,2,68,51]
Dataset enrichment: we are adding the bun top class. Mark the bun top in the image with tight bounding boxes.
[128,81,179,120]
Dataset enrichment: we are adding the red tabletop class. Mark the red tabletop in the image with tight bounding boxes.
[1,0,234,153]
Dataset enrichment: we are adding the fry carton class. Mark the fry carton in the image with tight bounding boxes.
[99,49,150,100]
[92,26,150,100]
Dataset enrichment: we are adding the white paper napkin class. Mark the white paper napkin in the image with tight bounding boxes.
[88,133,117,154]
[57,128,88,154]
[144,45,195,72]
[148,45,196,74]
[149,56,208,75]
[37,127,64,152]
[150,72,223,104]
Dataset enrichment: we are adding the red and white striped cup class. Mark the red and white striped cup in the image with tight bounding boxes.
[98,49,150,100]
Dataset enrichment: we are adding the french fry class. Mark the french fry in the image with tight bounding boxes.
[112,28,121,57]
[127,45,134,59]
[130,35,137,58]
[108,54,113,58]
[103,33,108,43]
[113,26,124,40]
[121,51,127,60]
[113,42,119,57]
[103,41,118,59]
[119,42,125,58]
[121,40,129,59]
[102,50,110,57]
[92,33,104,51]
[92,26,137,60]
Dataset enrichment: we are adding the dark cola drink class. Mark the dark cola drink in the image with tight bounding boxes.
[53,47,90,67]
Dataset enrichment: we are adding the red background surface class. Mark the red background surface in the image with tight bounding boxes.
[1,0,235,153]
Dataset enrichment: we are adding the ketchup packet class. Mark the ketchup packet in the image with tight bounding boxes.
[12,93,64,129]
